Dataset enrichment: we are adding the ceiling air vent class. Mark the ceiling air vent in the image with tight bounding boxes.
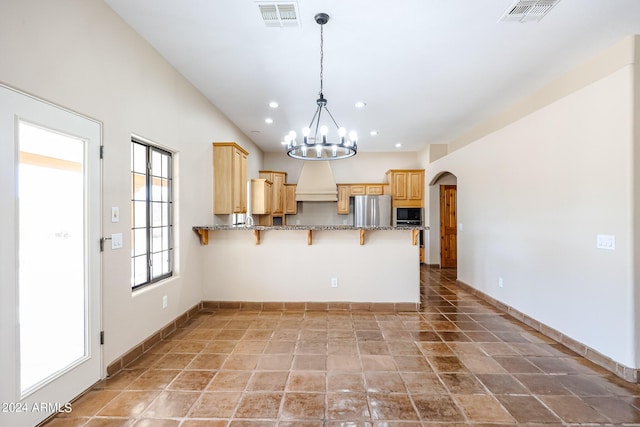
[257,2,299,27]
[499,0,561,23]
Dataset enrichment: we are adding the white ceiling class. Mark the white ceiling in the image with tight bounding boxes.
[104,0,640,153]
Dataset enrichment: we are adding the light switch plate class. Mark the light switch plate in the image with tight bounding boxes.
[112,233,123,249]
[111,207,120,223]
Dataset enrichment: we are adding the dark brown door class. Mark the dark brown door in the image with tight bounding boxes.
[440,185,457,268]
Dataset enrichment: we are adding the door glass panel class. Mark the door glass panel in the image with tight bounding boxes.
[18,121,87,395]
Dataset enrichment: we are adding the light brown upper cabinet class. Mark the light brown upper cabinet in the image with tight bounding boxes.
[259,170,287,216]
[213,142,248,214]
[251,178,272,214]
[337,184,351,214]
[386,169,424,207]
[284,184,297,215]
[337,183,390,214]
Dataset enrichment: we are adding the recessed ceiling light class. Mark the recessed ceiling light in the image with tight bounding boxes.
[269,101,279,108]
[355,101,366,108]
[395,143,403,148]
[370,130,378,136]
[265,118,273,124]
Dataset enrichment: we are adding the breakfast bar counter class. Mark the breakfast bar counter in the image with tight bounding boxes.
[193,224,427,246]
[193,225,427,307]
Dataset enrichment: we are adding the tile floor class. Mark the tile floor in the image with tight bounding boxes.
[45,266,640,426]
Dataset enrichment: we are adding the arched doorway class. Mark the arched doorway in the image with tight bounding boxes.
[428,172,457,268]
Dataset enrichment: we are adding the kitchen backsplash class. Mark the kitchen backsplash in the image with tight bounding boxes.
[287,201,352,226]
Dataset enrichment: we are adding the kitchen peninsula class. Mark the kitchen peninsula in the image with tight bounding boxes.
[193,224,426,310]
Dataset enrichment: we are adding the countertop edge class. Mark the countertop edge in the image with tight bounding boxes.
[193,225,428,231]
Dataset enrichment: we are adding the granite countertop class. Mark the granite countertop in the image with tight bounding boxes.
[193,225,428,231]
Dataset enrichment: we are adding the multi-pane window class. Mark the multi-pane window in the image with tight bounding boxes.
[131,139,173,289]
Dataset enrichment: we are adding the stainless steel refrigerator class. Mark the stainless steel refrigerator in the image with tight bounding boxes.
[353,195,391,227]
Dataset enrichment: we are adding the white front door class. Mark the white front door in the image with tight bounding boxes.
[0,85,102,427]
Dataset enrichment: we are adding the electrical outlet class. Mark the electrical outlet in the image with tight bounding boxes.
[596,234,615,250]
[331,277,338,288]
[162,295,168,309]
[498,277,504,288]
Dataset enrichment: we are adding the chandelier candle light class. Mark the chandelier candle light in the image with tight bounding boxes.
[285,13,358,160]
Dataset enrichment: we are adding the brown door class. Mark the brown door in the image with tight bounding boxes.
[440,185,457,268]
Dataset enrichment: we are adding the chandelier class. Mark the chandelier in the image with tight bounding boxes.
[285,13,358,160]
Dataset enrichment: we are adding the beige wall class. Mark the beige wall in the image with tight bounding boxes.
[425,36,638,368]
[0,0,262,371]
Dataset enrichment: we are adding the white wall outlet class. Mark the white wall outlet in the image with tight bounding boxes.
[162,295,168,309]
[331,277,338,288]
[498,277,504,288]
[111,233,123,249]
[111,206,120,223]
[596,234,615,250]
[458,223,463,232]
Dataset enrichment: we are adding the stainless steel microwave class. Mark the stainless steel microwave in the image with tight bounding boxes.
[393,207,423,226]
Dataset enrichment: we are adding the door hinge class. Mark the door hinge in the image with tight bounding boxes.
[100,145,104,159]
[100,331,104,345]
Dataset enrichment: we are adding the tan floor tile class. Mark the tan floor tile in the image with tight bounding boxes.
[263,340,296,354]
[234,392,283,418]
[169,340,208,353]
[293,354,327,371]
[541,395,610,423]
[233,340,268,353]
[361,355,396,371]
[206,370,252,391]
[401,372,448,394]
[126,369,180,390]
[83,419,135,427]
[222,354,260,370]
[101,369,146,390]
[153,353,196,369]
[188,392,241,418]
[368,393,419,421]
[281,392,325,420]
[458,354,507,374]
[364,372,407,393]
[582,396,640,423]
[202,340,237,353]
[327,392,371,420]
[66,390,120,416]
[180,421,227,427]
[132,419,180,427]
[439,372,487,394]
[187,353,227,370]
[256,354,293,370]
[247,370,289,391]
[453,394,515,423]
[97,390,159,417]
[288,371,326,392]
[326,372,365,393]
[167,370,216,391]
[327,354,361,371]
[497,395,561,423]
[141,391,199,418]
[411,394,466,422]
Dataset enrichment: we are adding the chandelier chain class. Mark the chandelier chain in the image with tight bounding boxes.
[319,23,324,95]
